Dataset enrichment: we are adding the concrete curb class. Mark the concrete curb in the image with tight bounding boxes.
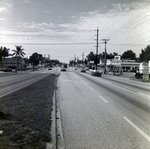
[46,76,65,149]
[46,90,56,149]
[56,99,65,149]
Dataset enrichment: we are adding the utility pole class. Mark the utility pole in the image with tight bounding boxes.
[82,52,84,66]
[101,39,110,74]
[74,54,76,67]
[95,27,99,70]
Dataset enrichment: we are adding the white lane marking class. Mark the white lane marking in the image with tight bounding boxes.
[123,117,150,142]
[82,81,87,85]
[0,130,3,134]
[112,83,150,99]
[89,87,94,91]
[63,80,78,83]
[99,95,108,103]
[138,93,150,99]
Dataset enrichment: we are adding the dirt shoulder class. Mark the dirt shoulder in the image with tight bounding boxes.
[0,74,58,149]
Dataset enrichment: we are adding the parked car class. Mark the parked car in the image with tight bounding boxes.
[91,69,102,77]
[2,68,12,72]
[81,68,86,73]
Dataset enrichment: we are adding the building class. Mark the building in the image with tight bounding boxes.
[101,56,141,74]
[121,60,140,72]
[2,57,27,71]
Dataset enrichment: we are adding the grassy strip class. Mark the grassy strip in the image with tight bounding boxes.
[0,74,58,149]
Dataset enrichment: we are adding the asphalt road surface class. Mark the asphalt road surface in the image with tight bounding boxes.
[0,68,58,98]
[58,68,150,149]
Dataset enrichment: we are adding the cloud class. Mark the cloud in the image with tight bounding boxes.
[0,18,5,21]
[23,0,31,3]
[0,7,7,12]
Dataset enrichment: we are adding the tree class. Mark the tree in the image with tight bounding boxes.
[12,46,26,70]
[29,53,43,70]
[86,51,95,61]
[122,50,136,60]
[0,47,3,68]
[99,52,118,60]
[139,45,150,62]
[0,46,10,69]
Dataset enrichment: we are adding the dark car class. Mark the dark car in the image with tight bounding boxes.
[91,70,102,77]
[48,67,52,70]
[81,68,86,73]
[61,67,66,71]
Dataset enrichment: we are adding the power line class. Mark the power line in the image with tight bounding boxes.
[110,17,150,39]
[101,0,133,29]
[105,1,150,38]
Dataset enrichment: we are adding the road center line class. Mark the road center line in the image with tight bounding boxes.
[123,117,150,142]
[99,95,108,103]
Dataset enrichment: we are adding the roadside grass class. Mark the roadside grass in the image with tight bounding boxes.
[0,74,58,149]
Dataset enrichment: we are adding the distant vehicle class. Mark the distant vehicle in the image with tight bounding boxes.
[91,69,102,77]
[63,64,67,68]
[81,68,86,73]
[61,67,66,71]
[134,62,150,79]
[75,68,78,70]
[48,67,52,70]
[2,68,12,72]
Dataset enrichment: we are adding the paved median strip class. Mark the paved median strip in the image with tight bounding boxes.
[123,117,150,142]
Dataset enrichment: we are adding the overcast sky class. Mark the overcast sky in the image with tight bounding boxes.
[0,0,150,63]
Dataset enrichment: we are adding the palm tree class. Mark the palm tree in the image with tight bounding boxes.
[12,46,26,70]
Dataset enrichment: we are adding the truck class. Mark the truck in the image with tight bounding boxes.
[134,61,150,79]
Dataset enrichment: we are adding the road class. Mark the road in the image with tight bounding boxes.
[0,68,58,98]
[57,68,150,149]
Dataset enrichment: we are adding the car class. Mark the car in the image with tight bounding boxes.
[91,70,102,76]
[61,68,66,71]
[48,67,52,70]
[81,68,86,73]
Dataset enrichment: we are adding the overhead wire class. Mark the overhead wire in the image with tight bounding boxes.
[100,0,133,29]
[105,0,148,38]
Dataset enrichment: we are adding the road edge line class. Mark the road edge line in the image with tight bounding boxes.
[123,116,150,142]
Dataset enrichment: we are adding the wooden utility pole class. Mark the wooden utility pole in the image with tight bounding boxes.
[82,52,84,66]
[95,27,99,70]
[101,39,110,74]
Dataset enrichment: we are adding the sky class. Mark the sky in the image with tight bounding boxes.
[0,0,150,63]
